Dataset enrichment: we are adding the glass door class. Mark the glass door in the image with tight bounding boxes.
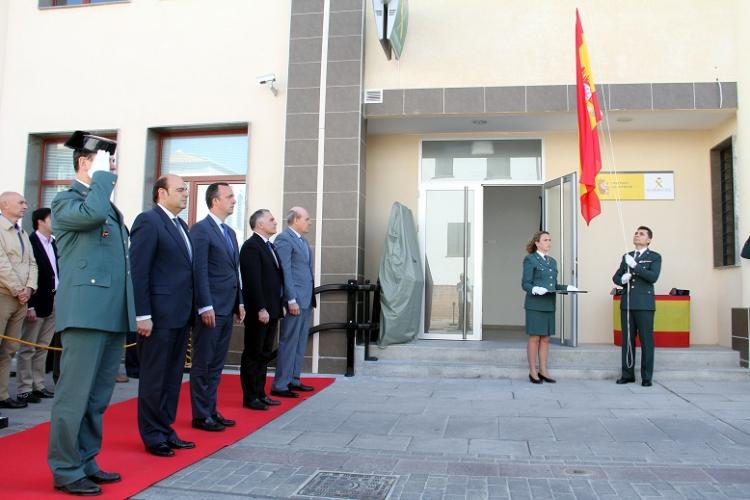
[420,186,482,340]
[543,173,578,346]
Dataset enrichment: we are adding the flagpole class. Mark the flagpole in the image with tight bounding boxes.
[576,9,635,371]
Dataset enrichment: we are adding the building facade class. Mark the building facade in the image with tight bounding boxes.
[0,0,748,372]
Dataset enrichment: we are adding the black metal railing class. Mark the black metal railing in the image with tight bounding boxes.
[311,279,380,377]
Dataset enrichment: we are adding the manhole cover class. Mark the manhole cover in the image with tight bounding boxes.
[296,471,399,500]
[564,468,593,476]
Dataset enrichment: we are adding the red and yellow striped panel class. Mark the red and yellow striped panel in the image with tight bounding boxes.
[613,296,690,347]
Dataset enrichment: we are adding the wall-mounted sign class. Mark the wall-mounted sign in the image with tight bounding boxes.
[372,0,409,60]
[594,171,675,200]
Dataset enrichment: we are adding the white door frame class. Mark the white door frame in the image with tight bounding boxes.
[542,172,579,347]
[418,183,484,340]
[417,137,546,341]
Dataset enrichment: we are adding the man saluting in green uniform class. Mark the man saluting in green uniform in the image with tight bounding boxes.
[613,226,661,387]
[47,131,136,496]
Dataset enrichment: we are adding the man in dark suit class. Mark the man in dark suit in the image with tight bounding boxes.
[271,207,315,395]
[17,208,58,404]
[240,209,287,410]
[48,131,136,496]
[613,226,662,387]
[190,182,244,431]
[130,174,196,457]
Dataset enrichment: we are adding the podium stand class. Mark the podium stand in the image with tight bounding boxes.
[613,295,690,347]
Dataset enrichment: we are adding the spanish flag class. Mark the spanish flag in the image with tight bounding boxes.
[576,9,602,225]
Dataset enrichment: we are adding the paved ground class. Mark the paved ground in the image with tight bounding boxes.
[3,369,750,499]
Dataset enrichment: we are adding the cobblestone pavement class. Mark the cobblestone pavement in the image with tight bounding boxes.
[3,370,750,499]
[137,376,750,500]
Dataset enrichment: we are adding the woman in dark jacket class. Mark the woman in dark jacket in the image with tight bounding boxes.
[521,231,575,384]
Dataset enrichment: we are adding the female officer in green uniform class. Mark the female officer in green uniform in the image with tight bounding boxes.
[521,231,576,384]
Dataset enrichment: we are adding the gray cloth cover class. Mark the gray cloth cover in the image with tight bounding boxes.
[378,202,424,346]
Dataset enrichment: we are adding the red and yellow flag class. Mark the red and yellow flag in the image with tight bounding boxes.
[576,9,602,225]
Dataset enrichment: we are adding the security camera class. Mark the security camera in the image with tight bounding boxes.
[257,74,276,85]
[257,73,278,96]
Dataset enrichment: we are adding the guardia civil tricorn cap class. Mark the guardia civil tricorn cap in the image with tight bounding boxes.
[64,130,117,155]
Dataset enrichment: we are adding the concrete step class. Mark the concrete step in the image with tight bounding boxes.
[355,342,749,381]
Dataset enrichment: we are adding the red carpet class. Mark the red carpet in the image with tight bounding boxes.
[0,375,335,499]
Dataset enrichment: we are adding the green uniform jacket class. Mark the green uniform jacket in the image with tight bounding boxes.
[612,248,662,311]
[51,171,136,333]
[522,253,565,312]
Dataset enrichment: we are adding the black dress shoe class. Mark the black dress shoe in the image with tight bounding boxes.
[641,380,653,387]
[616,377,635,384]
[529,374,543,384]
[213,412,236,427]
[261,396,281,406]
[33,388,55,398]
[538,374,556,384]
[17,391,41,404]
[270,389,299,398]
[192,417,225,432]
[288,382,314,392]
[55,477,102,496]
[87,470,121,484]
[146,442,175,457]
[167,437,196,449]
[243,398,269,410]
[0,397,27,409]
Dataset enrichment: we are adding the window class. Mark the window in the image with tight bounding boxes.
[38,133,116,208]
[40,139,76,208]
[421,140,542,183]
[710,137,736,267]
[158,129,248,243]
[39,0,128,7]
[446,222,471,257]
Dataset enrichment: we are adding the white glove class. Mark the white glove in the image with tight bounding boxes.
[621,272,632,284]
[566,285,579,292]
[89,150,112,175]
[531,286,548,295]
[625,254,637,268]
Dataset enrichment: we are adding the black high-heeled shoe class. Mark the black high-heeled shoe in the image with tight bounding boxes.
[529,374,542,384]
[538,373,556,384]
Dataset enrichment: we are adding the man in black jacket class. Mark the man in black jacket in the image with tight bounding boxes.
[17,208,58,403]
[239,209,286,410]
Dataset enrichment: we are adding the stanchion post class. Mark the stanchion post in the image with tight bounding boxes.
[363,279,378,361]
[345,279,357,376]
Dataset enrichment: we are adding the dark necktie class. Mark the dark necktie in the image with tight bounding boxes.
[634,251,640,260]
[15,224,24,257]
[172,218,191,260]
[221,224,235,257]
[267,240,279,267]
[300,236,310,260]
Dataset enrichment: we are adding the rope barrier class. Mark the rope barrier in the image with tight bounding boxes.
[0,333,136,352]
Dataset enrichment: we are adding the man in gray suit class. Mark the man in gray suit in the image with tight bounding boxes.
[271,207,316,395]
[47,131,136,496]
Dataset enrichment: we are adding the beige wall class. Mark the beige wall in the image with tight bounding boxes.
[364,0,738,89]
[0,0,291,225]
[0,0,9,116]
[735,0,750,319]
[365,122,739,345]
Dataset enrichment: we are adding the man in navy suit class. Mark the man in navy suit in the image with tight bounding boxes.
[190,183,244,431]
[17,207,58,404]
[240,209,286,410]
[129,174,196,457]
[271,207,315,395]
